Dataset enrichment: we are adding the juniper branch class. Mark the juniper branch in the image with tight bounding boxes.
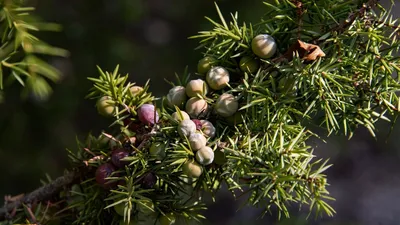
[0,170,80,221]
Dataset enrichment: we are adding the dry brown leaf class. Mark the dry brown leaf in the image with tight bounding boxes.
[284,40,326,61]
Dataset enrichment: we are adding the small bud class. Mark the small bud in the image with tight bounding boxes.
[171,111,190,122]
[111,148,130,168]
[195,146,214,165]
[185,97,208,118]
[178,119,196,138]
[206,66,230,90]
[197,56,217,74]
[200,120,216,138]
[239,56,259,74]
[251,34,277,59]
[149,142,166,160]
[97,96,116,117]
[166,86,187,108]
[159,213,176,225]
[182,161,203,178]
[95,163,117,189]
[130,86,144,96]
[214,93,239,117]
[137,104,159,126]
[186,79,208,97]
[188,133,207,151]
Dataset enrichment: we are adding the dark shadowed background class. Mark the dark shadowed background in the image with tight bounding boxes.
[0,0,399,224]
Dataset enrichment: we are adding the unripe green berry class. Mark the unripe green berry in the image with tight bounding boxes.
[239,56,260,74]
[214,93,239,117]
[171,111,190,122]
[114,203,126,216]
[166,86,187,108]
[188,133,207,151]
[178,119,196,138]
[138,200,155,215]
[197,56,216,74]
[149,142,166,160]
[195,146,214,165]
[159,213,176,225]
[186,79,208,97]
[182,161,203,178]
[206,66,230,90]
[200,120,216,138]
[185,97,208,118]
[97,96,116,117]
[130,86,144,96]
[251,34,277,59]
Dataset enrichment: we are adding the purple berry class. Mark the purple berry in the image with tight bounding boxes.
[141,172,157,189]
[137,104,159,126]
[192,119,202,131]
[95,163,117,189]
[111,148,130,168]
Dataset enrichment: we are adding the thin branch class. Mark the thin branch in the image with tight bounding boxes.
[0,170,80,221]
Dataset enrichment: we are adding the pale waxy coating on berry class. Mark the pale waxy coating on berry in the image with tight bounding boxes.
[185,97,208,118]
[166,86,187,108]
[251,34,277,59]
[188,133,207,151]
[206,66,230,90]
[200,120,216,138]
[178,119,196,138]
[137,104,159,125]
[185,79,208,97]
[130,85,144,96]
[171,111,190,122]
[195,146,214,165]
[214,93,239,117]
[182,161,203,178]
[197,56,216,74]
[96,96,116,117]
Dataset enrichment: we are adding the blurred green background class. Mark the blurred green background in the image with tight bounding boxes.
[0,0,399,224]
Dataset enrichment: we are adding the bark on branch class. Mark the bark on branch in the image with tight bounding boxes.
[0,171,79,221]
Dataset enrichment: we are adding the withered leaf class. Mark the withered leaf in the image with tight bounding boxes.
[284,40,326,61]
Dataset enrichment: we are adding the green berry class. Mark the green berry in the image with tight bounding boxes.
[159,213,176,225]
[206,66,230,90]
[239,56,260,73]
[197,56,216,74]
[130,86,144,96]
[96,96,116,117]
[137,200,155,215]
[251,34,277,59]
[182,161,203,178]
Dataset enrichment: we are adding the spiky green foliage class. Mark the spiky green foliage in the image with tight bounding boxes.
[0,0,68,102]
[2,1,400,225]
